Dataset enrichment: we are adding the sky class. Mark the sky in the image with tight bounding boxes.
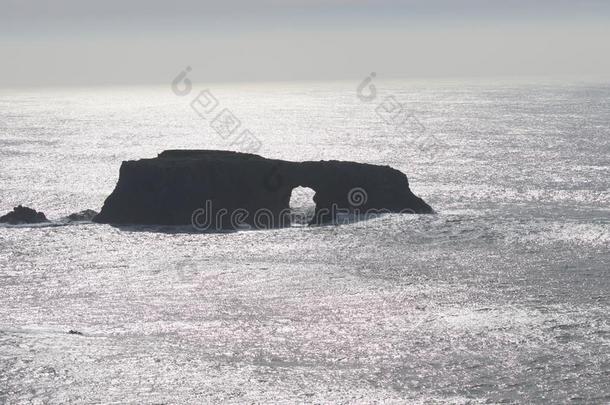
[1,0,609,87]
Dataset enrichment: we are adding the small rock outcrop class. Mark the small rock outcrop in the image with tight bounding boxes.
[66,209,99,222]
[94,150,433,229]
[0,205,49,225]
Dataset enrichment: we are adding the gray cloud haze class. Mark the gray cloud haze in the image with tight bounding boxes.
[1,0,609,87]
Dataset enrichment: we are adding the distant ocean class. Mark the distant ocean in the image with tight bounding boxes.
[1,79,609,403]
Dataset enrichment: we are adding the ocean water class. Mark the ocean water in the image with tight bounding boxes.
[0,80,609,403]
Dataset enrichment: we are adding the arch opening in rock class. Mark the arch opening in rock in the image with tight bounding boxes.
[289,186,316,225]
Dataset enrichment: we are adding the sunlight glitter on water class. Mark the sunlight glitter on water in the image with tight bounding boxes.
[1,81,609,403]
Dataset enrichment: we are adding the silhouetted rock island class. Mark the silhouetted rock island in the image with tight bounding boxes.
[93,150,433,229]
[0,205,48,225]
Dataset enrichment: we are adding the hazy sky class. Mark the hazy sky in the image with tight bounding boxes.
[1,0,609,87]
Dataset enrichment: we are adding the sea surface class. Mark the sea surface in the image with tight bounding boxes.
[0,79,609,404]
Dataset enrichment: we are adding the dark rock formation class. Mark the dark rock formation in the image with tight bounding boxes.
[94,150,433,229]
[66,209,99,222]
[0,205,48,225]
